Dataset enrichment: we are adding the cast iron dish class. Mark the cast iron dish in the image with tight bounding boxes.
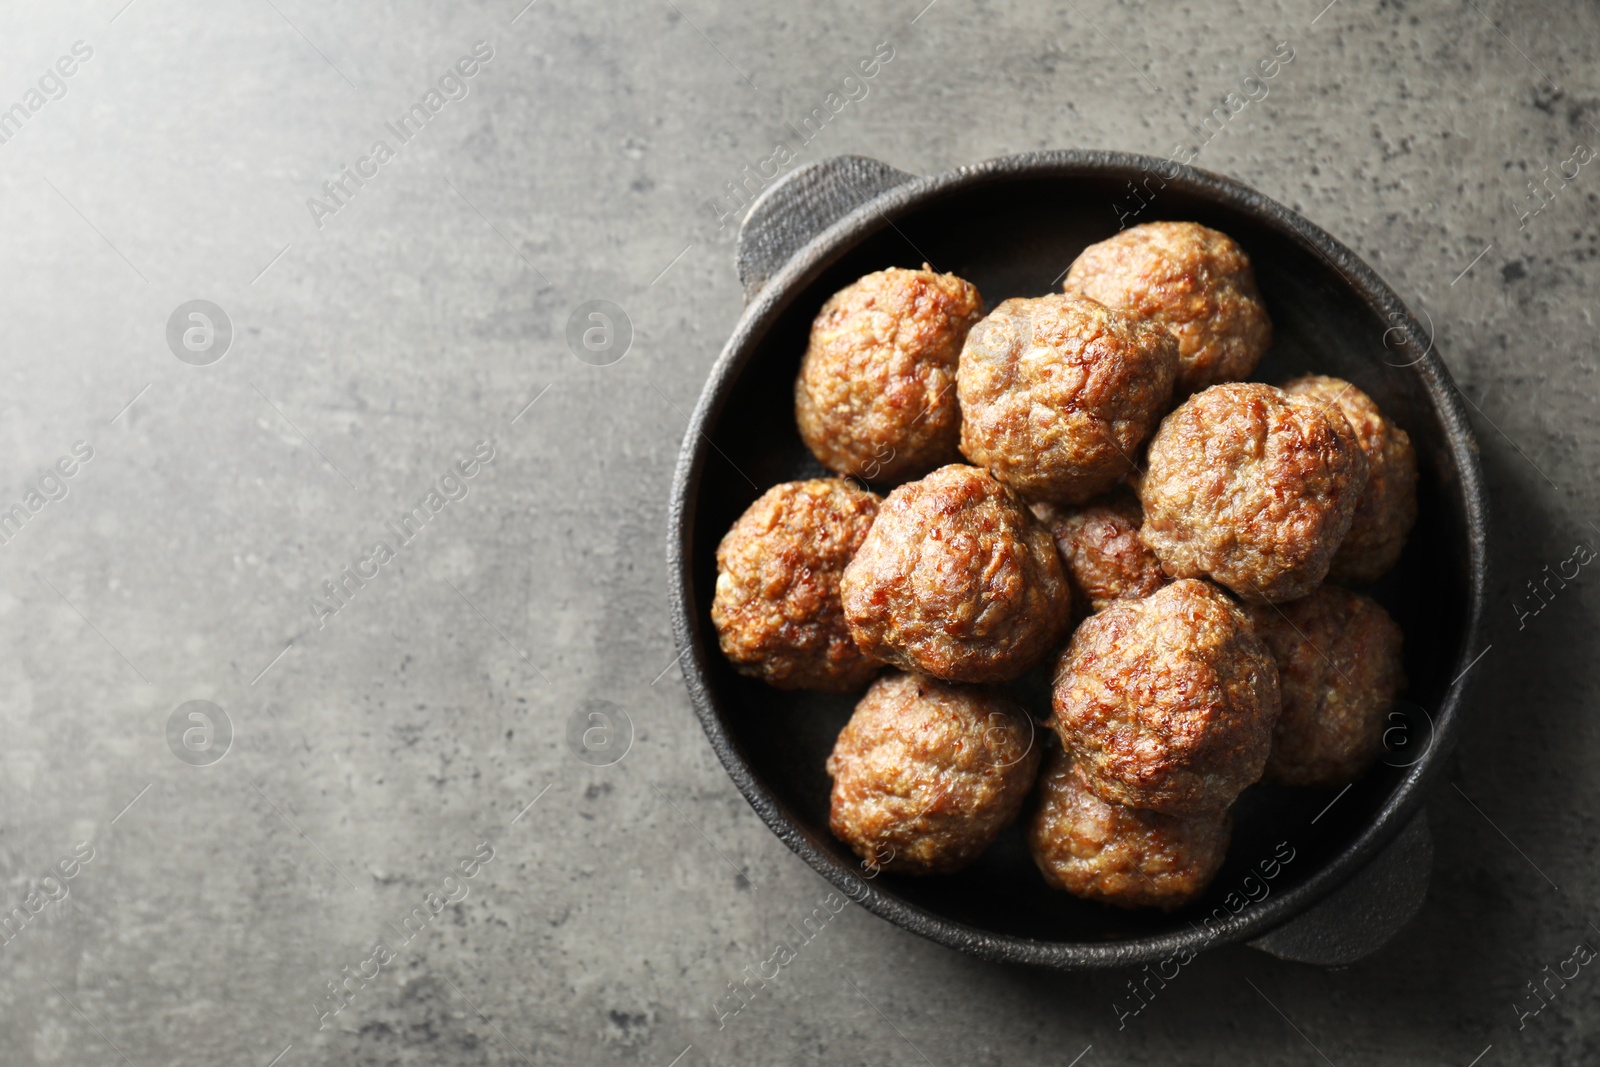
[668,151,1488,969]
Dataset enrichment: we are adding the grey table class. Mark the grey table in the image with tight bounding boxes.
[0,1,1593,1064]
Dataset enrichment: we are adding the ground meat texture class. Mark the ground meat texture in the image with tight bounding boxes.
[1246,585,1406,787]
[1028,748,1231,909]
[1051,579,1281,815]
[827,671,1041,875]
[957,294,1178,505]
[1138,382,1370,604]
[1064,221,1272,394]
[1281,375,1419,584]
[1033,491,1166,614]
[794,266,984,484]
[711,479,882,693]
[840,464,1072,683]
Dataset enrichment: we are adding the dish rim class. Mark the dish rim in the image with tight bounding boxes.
[667,148,1489,969]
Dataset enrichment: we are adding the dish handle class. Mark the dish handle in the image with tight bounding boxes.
[1248,811,1432,965]
[736,155,917,303]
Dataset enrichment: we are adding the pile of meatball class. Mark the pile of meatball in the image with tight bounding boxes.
[711,221,1415,910]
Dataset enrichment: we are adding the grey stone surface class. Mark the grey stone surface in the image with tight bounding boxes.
[0,0,1594,1063]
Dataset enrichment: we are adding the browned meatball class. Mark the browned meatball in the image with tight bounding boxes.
[1282,375,1419,584]
[795,266,984,484]
[957,294,1177,505]
[1064,221,1272,394]
[711,479,882,693]
[1033,491,1166,614]
[1051,579,1280,815]
[1138,383,1369,604]
[841,464,1072,683]
[1028,748,1231,909]
[827,671,1041,875]
[1246,585,1406,786]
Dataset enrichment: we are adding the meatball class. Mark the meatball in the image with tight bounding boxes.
[1028,747,1231,909]
[711,479,882,693]
[1033,491,1166,614]
[1246,585,1406,787]
[841,464,1072,683]
[1051,579,1281,815]
[957,294,1177,505]
[795,266,984,484]
[1282,375,1418,584]
[1064,221,1272,394]
[1138,382,1369,604]
[827,671,1041,875]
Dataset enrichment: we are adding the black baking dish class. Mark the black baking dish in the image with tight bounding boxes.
[668,150,1488,969]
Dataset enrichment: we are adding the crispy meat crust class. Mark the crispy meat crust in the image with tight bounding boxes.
[957,294,1177,505]
[796,267,984,484]
[1282,375,1418,584]
[1138,382,1369,604]
[1246,585,1406,786]
[1033,491,1167,614]
[827,671,1041,875]
[841,464,1072,683]
[1028,747,1231,909]
[1050,579,1281,815]
[712,478,883,692]
[1065,220,1272,394]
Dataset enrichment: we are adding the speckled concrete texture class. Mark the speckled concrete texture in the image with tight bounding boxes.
[0,0,1594,1064]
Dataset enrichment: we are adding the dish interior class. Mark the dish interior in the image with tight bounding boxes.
[687,169,1472,945]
